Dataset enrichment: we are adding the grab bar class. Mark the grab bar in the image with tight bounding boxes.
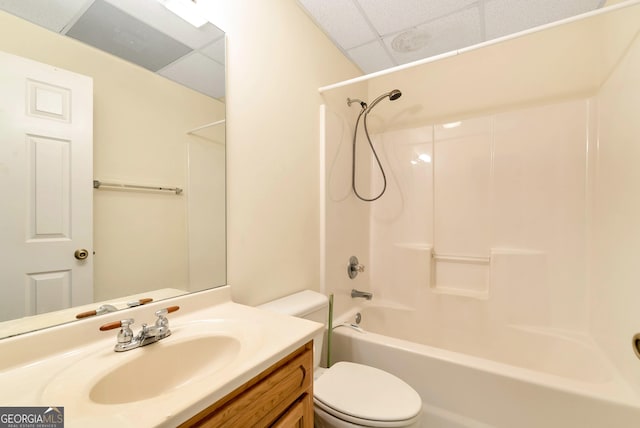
[93,180,183,195]
[431,252,490,264]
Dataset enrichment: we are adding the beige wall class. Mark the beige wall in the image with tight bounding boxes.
[203,0,361,305]
[0,10,225,301]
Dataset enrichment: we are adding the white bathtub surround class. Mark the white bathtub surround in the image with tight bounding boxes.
[326,97,592,327]
[321,3,640,427]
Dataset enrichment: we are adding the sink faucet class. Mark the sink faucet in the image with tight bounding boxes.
[351,289,373,300]
[100,306,180,352]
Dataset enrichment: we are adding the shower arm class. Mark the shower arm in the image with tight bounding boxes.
[347,97,367,109]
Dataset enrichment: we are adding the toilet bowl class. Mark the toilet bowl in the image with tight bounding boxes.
[258,290,422,428]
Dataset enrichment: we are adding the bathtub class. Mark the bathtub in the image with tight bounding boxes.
[329,304,640,428]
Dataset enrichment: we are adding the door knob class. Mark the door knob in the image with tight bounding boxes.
[74,249,89,260]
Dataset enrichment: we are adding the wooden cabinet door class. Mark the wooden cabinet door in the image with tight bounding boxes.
[179,342,313,428]
[272,393,313,428]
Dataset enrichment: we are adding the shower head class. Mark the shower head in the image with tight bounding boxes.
[367,89,402,111]
[388,89,402,101]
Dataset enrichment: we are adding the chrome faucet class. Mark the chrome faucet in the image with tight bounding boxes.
[351,289,373,300]
[100,306,180,352]
[348,256,365,279]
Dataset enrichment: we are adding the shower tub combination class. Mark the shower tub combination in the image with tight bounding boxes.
[330,304,640,428]
[320,3,640,426]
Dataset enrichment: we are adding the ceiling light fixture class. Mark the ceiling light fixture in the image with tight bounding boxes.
[157,0,207,28]
[391,29,431,53]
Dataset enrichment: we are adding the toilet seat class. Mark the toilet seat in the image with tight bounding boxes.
[314,362,421,427]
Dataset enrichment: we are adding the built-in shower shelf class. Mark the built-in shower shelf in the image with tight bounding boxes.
[430,248,491,298]
[430,286,489,300]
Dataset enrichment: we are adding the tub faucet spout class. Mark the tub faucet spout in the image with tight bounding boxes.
[351,289,373,300]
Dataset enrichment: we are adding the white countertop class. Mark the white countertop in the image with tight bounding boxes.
[0,286,323,427]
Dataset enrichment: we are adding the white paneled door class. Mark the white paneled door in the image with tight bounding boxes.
[0,51,93,322]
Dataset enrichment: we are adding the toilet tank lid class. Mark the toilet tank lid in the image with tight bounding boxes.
[258,290,328,317]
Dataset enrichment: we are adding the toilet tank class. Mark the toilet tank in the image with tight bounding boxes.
[258,290,328,367]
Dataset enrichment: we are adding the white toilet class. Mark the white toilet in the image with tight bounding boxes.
[259,290,422,428]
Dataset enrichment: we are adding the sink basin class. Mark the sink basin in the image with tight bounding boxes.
[40,319,262,408]
[90,335,241,404]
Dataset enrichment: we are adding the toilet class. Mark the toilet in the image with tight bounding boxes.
[259,290,422,428]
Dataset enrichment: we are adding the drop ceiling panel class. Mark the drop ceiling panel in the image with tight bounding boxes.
[484,0,606,40]
[383,6,482,64]
[104,0,224,49]
[297,0,605,75]
[0,0,90,33]
[298,0,377,50]
[356,0,477,36]
[347,40,395,75]
[66,0,192,72]
[159,53,225,99]
[199,38,225,64]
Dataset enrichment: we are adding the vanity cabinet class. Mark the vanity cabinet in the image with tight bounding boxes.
[179,341,314,428]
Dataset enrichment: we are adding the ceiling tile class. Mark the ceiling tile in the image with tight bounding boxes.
[104,0,224,49]
[298,0,377,50]
[66,0,191,72]
[485,0,605,40]
[0,0,90,32]
[356,0,477,36]
[159,53,225,99]
[199,37,225,64]
[383,6,482,64]
[347,40,396,74]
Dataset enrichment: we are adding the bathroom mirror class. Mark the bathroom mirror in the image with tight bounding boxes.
[0,0,226,339]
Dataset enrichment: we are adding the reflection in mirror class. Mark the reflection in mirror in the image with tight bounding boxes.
[0,0,226,339]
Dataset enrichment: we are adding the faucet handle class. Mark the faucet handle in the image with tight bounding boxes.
[100,318,135,346]
[99,318,134,331]
[76,304,118,319]
[348,256,365,279]
[127,297,153,308]
[154,305,180,318]
[155,306,180,328]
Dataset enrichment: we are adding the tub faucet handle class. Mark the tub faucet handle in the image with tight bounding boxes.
[348,256,365,279]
